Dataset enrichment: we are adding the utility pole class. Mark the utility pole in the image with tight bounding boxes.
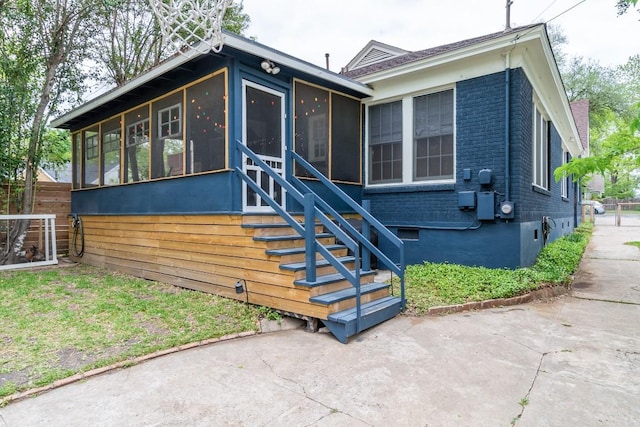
[505,0,513,30]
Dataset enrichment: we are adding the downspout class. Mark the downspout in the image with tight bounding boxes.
[504,52,511,201]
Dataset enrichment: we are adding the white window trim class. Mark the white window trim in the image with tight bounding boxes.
[126,118,149,147]
[532,100,550,191]
[157,103,182,140]
[561,148,569,198]
[308,113,328,162]
[365,86,456,188]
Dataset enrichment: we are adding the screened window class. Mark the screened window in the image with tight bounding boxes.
[124,106,150,183]
[294,82,329,177]
[533,105,549,189]
[102,117,121,186]
[72,133,81,189]
[414,89,454,181]
[369,101,402,183]
[83,127,99,187]
[152,92,183,178]
[331,93,361,182]
[186,72,226,173]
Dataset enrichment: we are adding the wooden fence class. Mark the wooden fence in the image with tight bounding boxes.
[1,181,71,255]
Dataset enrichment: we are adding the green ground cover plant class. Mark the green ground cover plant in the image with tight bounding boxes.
[0,264,262,399]
[625,241,640,249]
[395,223,593,315]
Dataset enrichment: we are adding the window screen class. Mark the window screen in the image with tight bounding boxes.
[72,133,81,189]
[294,82,329,177]
[186,72,226,173]
[124,106,150,183]
[83,127,99,187]
[102,117,121,186]
[152,92,183,179]
[331,93,361,183]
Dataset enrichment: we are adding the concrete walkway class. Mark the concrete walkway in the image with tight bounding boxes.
[1,225,639,426]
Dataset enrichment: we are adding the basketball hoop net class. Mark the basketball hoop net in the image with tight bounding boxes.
[150,0,234,56]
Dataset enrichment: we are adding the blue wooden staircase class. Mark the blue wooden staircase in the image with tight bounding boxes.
[236,141,405,343]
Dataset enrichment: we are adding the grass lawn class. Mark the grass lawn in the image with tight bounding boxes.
[0,264,263,399]
[0,223,595,400]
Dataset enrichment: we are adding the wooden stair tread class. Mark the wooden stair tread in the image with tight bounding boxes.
[280,256,355,272]
[253,232,333,242]
[294,269,375,287]
[327,296,401,324]
[309,282,388,304]
[266,244,345,256]
[242,223,301,229]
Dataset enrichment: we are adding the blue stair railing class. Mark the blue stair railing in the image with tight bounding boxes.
[288,150,405,307]
[235,141,405,335]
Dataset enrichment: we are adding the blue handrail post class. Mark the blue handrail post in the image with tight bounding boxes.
[304,193,317,283]
[354,246,362,333]
[362,199,372,271]
[400,250,406,310]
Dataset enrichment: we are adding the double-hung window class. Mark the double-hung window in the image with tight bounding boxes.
[368,88,455,185]
[532,105,549,190]
[561,149,570,198]
[413,89,454,181]
[369,100,403,183]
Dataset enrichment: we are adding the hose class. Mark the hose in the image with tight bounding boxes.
[71,216,84,257]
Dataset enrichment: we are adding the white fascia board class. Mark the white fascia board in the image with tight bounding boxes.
[354,29,544,85]
[51,49,203,128]
[222,33,372,96]
[521,40,582,157]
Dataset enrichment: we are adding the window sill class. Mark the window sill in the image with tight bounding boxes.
[531,185,551,196]
[561,196,570,202]
[364,183,455,194]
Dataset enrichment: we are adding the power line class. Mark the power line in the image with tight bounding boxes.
[532,0,560,23]
[546,0,587,24]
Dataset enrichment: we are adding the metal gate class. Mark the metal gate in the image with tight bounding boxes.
[614,203,640,226]
[582,203,640,226]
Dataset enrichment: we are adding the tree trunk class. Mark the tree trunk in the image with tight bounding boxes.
[0,36,63,265]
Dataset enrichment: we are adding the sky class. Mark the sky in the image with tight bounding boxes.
[241,0,639,73]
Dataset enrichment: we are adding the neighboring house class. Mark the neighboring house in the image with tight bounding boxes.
[38,164,73,183]
[51,23,582,342]
[569,99,602,199]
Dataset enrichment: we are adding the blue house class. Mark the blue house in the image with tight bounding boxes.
[343,24,583,269]
[52,23,582,342]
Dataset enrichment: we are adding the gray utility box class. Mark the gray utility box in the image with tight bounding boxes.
[458,191,476,210]
[477,191,495,220]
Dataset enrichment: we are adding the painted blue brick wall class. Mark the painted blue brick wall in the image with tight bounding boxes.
[510,68,577,264]
[366,71,509,226]
[367,68,577,268]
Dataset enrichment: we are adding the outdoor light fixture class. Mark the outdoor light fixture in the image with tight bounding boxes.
[235,280,245,294]
[261,59,280,75]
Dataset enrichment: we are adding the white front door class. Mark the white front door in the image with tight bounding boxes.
[242,81,286,212]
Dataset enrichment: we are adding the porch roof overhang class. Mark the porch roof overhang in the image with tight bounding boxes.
[51,32,373,130]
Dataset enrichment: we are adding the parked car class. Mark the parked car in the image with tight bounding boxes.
[582,200,606,214]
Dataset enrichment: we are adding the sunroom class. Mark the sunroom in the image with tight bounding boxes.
[52,32,406,344]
